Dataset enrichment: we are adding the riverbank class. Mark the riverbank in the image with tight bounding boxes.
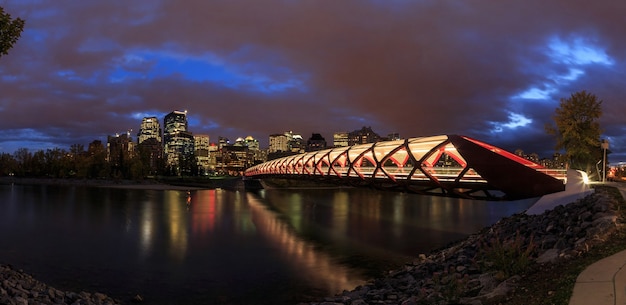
[0,264,124,305]
[307,185,624,305]
[0,176,242,191]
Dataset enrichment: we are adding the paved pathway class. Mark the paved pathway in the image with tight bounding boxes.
[569,182,626,305]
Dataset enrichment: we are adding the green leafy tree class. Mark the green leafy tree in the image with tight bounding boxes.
[0,6,25,57]
[546,90,603,175]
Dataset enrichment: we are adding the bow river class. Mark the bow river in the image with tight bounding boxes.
[0,183,535,304]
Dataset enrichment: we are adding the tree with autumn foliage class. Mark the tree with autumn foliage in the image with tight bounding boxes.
[546,90,603,176]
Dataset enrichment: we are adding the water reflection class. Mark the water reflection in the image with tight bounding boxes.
[259,188,536,266]
[191,189,218,235]
[333,191,349,237]
[165,191,188,261]
[139,197,155,259]
[246,192,366,294]
[0,184,535,304]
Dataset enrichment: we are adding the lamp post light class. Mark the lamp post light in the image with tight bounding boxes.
[601,139,609,183]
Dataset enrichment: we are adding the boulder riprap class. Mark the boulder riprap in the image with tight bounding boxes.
[307,187,620,305]
[0,264,122,305]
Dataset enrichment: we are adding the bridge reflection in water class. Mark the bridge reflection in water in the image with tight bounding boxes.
[246,191,367,293]
[245,134,566,200]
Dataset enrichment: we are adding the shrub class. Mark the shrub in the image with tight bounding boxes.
[480,231,536,277]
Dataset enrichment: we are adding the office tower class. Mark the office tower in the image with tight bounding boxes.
[138,117,162,144]
[163,110,194,175]
[136,117,163,175]
[269,133,290,153]
[194,134,210,175]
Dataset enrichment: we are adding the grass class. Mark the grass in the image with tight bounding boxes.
[503,185,626,305]
[481,231,537,278]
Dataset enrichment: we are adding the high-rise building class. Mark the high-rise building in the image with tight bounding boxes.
[268,131,305,153]
[137,117,162,144]
[194,134,210,175]
[164,110,188,135]
[233,136,265,166]
[163,110,194,175]
[208,142,219,172]
[269,133,290,153]
[137,116,163,175]
[288,134,304,153]
[216,145,248,175]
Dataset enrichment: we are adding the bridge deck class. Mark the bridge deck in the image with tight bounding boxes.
[245,135,567,200]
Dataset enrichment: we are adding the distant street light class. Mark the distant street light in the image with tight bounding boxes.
[601,139,609,183]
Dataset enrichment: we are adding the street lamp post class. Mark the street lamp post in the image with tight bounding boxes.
[601,139,609,183]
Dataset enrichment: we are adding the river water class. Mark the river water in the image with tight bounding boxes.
[0,183,535,304]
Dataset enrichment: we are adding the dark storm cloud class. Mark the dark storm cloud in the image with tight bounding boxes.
[1,0,626,161]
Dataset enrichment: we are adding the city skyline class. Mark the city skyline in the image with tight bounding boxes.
[1,1,626,162]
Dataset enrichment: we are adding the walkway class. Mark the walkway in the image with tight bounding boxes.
[569,182,626,305]
[245,134,567,200]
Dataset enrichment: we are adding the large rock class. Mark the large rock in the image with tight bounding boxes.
[308,187,621,305]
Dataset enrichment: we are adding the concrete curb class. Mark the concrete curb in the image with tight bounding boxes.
[569,182,626,305]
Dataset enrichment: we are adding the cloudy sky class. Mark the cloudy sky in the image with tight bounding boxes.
[1,0,625,162]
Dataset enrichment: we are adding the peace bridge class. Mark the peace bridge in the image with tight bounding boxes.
[244,134,568,201]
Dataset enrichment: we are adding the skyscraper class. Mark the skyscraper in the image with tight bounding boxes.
[163,110,194,175]
[194,134,210,175]
[137,117,162,144]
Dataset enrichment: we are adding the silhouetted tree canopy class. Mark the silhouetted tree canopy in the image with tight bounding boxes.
[0,6,25,57]
[546,90,603,175]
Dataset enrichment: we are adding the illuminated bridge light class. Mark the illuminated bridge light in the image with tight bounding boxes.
[244,135,566,200]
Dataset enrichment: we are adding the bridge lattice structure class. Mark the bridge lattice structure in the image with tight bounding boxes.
[244,134,567,200]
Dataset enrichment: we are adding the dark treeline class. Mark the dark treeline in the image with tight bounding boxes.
[0,142,173,180]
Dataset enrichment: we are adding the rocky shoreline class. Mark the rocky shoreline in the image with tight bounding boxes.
[0,264,124,305]
[307,187,620,305]
[1,186,620,305]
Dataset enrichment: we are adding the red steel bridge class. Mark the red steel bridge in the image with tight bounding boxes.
[244,135,567,200]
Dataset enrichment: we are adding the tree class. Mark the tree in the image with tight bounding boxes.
[0,6,25,57]
[546,90,603,176]
[0,152,17,176]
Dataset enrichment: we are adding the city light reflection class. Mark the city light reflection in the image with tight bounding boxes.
[332,191,349,236]
[139,200,155,259]
[191,189,218,235]
[165,190,188,262]
[246,193,366,294]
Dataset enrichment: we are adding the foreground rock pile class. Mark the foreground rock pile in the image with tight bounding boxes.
[311,188,620,305]
[0,264,122,305]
